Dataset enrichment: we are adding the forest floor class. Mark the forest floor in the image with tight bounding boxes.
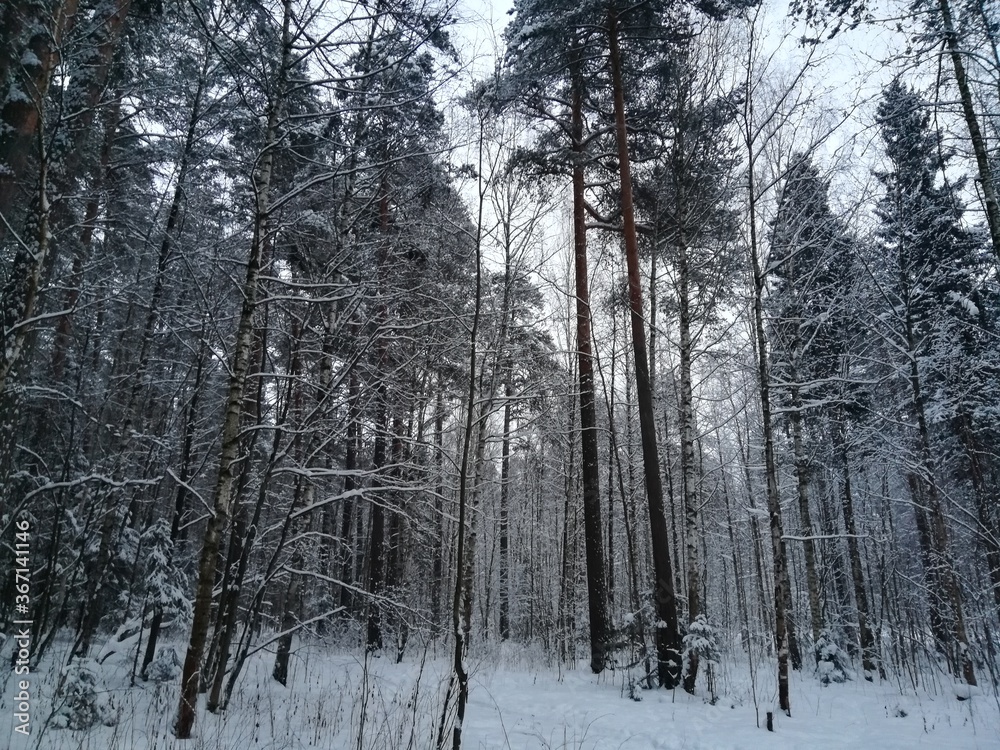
[2,635,999,749]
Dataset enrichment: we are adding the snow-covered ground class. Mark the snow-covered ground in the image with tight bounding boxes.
[2,637,998,749]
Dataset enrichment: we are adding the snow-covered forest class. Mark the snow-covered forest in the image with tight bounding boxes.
[1,0,1000,746]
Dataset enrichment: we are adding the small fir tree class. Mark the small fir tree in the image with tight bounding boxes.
[814,628,852,685]
[683,614,721,701]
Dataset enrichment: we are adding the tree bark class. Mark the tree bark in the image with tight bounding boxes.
[0,120,51,396]
[366,177,394,653]
[431,387,445,631]
[498,387,512,641]
[0,0,79,232]
[366,403,388,652]
[789,384,823,646]
[833,413,879,679]
[450,98,487,750]
[607,6,682,689]
[936,0,1000,264]
[571,61,611,674]
[339,363,360,612]
[206,382,284,712]
[272,554,303,686]
[745,150,792,717]
[675,225,702,693]
[174,1,290,737]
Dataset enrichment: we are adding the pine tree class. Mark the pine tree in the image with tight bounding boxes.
[632,29,743,692]
[504,0,613,675]
[791,0,1000,264]
[602,0,757,689]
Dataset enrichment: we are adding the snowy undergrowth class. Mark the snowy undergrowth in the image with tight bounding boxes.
[2,636,998,749]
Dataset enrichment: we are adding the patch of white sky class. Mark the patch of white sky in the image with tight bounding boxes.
[726,0,909,231]
[441,0,576,351]
[740,0,986,234]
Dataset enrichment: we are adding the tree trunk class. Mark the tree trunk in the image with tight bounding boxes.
[744,133,792,714]
[559,381,577,664]
[206,394,285,711]
[366,401,388,653]
[676,231,702,694]
[2,0,134,391]
[272,554,303,686]
[936,0,1000,264]
[752,276,793,713]
[366,176,394,653]
[789,384,823,646]
[720,432,751,652]
[571,62,611,673]
[449,100,489,750]
[387,416,409,661]
[0,118,51,396]
[203,318,271,702]
[833,413,879,679]
[498,387,512,641]
[0,0,79,233]
[431,387,445,632]
[174,1,290,737]
[606,6,682,689]
[339,364,360,612]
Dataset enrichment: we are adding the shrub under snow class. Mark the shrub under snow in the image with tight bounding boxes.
[146,645,182,683]
[51,659,117,730]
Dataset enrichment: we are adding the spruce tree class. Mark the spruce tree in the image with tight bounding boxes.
[770,156,880,677]
[874,78,979,687]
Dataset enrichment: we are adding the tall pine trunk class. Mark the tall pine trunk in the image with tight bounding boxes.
[498,387,512,641]
[366,404,388,652]
[0,0,79,234]
[607,7,681,689]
